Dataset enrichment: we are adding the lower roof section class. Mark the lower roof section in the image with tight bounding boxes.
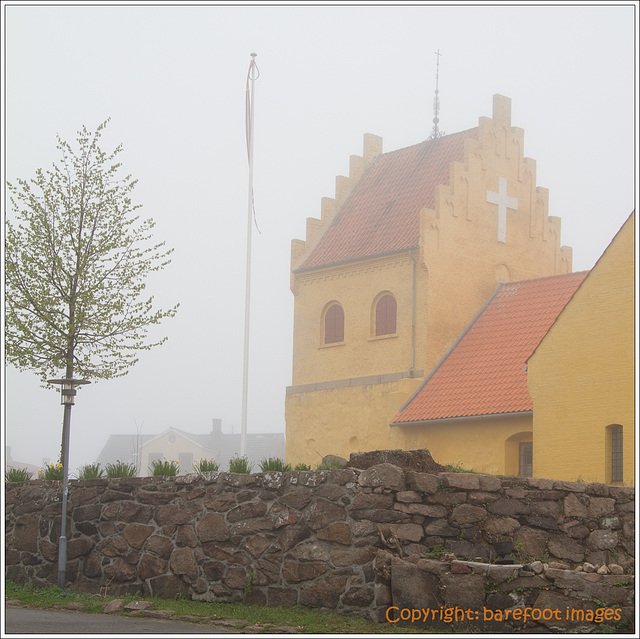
[391,271,589,425]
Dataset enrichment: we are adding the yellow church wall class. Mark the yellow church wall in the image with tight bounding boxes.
[286,378,533,476]
[528,213,635,485]
[290,252,425,385]
[390,414,533,476]
[285,381,409,466]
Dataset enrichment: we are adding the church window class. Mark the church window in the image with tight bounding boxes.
[518,441,532,477]
[609,425,623,483]
[375,294,397,336]
[324,303,344,344]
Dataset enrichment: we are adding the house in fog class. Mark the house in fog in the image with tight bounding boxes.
[95,419,285,476]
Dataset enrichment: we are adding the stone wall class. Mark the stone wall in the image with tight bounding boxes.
[380,554,635,633]
[5,464,635,631]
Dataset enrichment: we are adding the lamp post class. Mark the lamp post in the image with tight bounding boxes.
[47,377,90,588]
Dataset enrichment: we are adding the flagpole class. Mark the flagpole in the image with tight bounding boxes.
[241,53,258,458]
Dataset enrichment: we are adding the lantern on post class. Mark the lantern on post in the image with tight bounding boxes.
[47,377,90,587]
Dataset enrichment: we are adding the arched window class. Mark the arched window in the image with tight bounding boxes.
[324,303,344,344]
[375,294,397,336]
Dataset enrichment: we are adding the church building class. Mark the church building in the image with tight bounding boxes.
[285,95,574,471]
[527,212,635,485]
[389,269,589,477]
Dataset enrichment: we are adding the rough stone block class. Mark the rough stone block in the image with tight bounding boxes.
[292,541,330,562]
[350,492,393,510]
[351,508,411,523]
[169,547,198,581]
[466,491,501,504]
[523,514,559,531]
[394,502,446,517]
[553,481,586,493]
[268,586,298,608]
[146,534,174,559]
[197,513,229,543]
[154,505,193,526]
[224,565,248,590]
[441,572,485,610]
[104,559,136,582]
[478,475,503,491]
[203,492,237,511]
[483,516,520,536]
[278,488,312,511]
[587,497,616,518]
[299,576,348,608]
[548,535,585,562]
[330,547,375,566]
[176,525,197,548]
[391,556,440,611]
[439,472,480,490]
[405,471,440,494]
[423,519,459,537]
[317,522,351,545]
[342,586,374,607]
[147,574,186,599]
[529,499,563,518]
[487,498,531,516]
[123,524,154,549]
[13,515,39,552]
[303,499,346,530]
[358,463,405,490]
[396,490,423,503]
[66,538,94,559]
[533,590,597,631]
[381,522,424,542]
[450,503,487,525]
[138,554,168,579]
[588,529,619,550]
[103,599,125,613]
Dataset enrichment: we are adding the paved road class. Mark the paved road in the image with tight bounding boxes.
[4,605,234,634]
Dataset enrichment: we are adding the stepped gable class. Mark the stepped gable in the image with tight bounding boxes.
[298,128,478,271]
[392,271,590,424]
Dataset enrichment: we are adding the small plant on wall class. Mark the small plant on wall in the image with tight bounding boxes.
[105,461,137,478]
[228,455,253,474]
[259,457,292,472]
[39,463,64,480]
[5,467,33,482]
[150,459,180,476]
[77,463,104,479]
[193,458,219,473]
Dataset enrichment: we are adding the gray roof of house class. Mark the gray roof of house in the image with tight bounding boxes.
[95,428,285,472]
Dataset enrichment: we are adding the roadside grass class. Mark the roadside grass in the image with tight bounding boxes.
[5,580,430,633]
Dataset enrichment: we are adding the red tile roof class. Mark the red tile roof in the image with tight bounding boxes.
[391,271,590,424]
[298,128,478,271]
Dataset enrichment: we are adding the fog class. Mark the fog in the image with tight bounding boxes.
[2,3,636,474]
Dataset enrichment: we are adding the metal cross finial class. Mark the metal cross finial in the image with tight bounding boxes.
[429,49,445,140]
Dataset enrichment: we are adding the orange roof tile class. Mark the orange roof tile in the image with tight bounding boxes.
[391,271,590,424]
[298,128,478,271]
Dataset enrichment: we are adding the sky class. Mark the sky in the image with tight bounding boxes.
[2,2,637,474]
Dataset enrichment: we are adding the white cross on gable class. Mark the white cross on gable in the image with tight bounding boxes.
[487,177,518,243]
